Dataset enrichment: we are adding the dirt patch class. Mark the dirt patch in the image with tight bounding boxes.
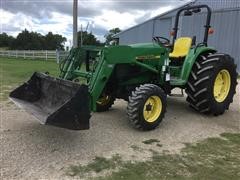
[1,84,239,179]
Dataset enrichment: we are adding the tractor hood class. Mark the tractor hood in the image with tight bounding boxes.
[129,42,161,49]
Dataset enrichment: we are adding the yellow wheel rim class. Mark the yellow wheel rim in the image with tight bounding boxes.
[213,69,231,102]
[97,95,111,106]
[143,96,162,123]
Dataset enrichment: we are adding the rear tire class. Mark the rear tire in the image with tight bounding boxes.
[186,53,238,115]
[127,84,167,130]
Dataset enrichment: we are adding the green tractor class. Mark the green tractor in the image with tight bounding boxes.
[10,5,238,131]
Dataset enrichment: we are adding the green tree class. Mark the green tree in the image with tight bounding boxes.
[104,28,121,45]
[77,31,102,46]
[10,29,44,50]
[8,29,66,50]
[44,32,67,50]
[0,33,14,48]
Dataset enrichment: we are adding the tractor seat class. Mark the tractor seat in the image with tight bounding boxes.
[169,37,192,58]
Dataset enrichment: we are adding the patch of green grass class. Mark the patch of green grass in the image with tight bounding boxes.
[102,133,240,180]
[0,57,59,101]
[142,139,160,145]
[66,154,122,177]
[66,133,240,179]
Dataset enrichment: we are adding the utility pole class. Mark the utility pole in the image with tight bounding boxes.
[80,24,83,47]
[73,0,78,48]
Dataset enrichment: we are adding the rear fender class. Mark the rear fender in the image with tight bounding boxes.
[180,46,216,84]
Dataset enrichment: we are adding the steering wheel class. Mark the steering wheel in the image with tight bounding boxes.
[152,36,170,46]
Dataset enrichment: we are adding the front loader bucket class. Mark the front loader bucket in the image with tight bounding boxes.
[9,72,90,130]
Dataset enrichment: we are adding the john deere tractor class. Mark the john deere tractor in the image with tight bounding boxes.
[10,5,238,131]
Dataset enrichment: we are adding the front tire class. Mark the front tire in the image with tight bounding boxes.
[186,53,238,115]
[96,94,115,112]
[127,84,167,130]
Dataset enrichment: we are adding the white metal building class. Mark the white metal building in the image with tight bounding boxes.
[115,0,240,72]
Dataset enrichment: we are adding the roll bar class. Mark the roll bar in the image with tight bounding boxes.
[172,5,212,45]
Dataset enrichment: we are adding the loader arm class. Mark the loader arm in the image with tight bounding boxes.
[9,43,168,130]
[87,44,169,111]
[59,46,102,80]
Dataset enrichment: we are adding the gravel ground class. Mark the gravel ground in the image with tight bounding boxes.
[1,85,239,179]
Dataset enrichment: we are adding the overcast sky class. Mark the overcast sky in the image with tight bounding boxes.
[1,0,191,45]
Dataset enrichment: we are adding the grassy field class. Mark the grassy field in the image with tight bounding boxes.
[67,133,240,179]
[0,57,59,101]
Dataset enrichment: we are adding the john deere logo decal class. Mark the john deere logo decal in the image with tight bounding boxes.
[136,55,160,60]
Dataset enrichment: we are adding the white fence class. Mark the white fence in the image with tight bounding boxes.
[0,50,69,62]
